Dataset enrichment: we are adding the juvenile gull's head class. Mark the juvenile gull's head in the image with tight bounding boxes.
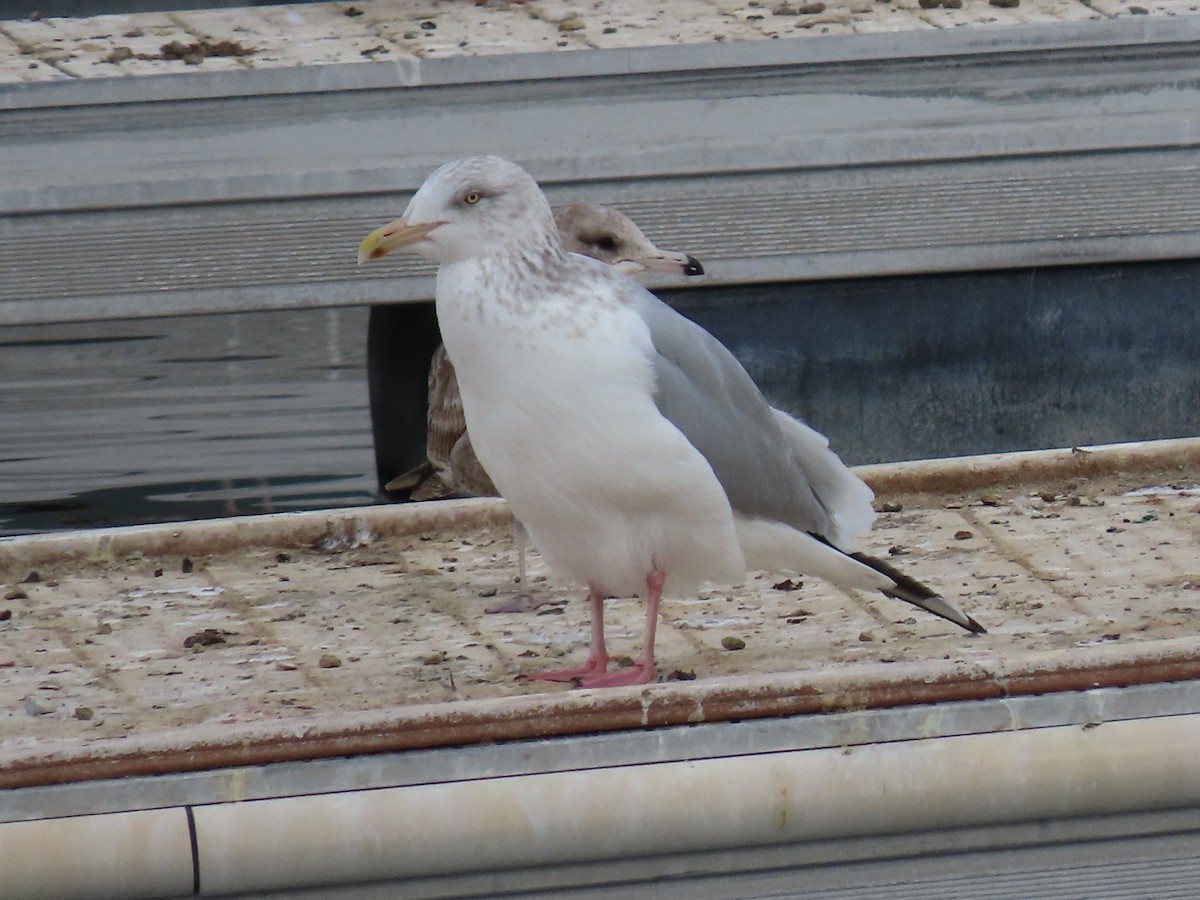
[553,204,704,277]
[358,156,560,267]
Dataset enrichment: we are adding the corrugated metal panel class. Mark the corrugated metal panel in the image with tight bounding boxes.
[797,858,1200,900]
[1,20,1198,324]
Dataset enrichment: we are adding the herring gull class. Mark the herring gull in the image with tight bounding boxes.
[381,204,705,612]
[387,203,704,503]
[359,156,985,688]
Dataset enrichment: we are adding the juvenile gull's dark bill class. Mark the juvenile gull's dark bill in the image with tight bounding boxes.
[375,204,706,613]
[359,156,985,689]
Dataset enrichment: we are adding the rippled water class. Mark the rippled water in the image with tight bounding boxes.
[4,260,1197,537]
[0,307,378,536]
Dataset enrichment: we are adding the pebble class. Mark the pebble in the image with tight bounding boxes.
[184,628,227,649]
[24,696,57,716]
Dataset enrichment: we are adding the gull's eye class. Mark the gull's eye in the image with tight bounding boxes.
[580,233,619,253]
[464,191,481,205]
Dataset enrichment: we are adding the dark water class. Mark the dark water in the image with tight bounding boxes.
[0,307,378,536]
[3,259,1197,537]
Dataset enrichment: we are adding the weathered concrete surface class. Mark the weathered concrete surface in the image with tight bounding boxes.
[0,439,1197,786]
[2,0,1196,83]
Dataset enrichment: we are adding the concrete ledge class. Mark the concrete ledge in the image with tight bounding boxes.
[1,437,1197,792]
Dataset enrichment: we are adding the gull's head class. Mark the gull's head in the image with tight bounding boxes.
[358,156,558,266]
[553,204,704,278]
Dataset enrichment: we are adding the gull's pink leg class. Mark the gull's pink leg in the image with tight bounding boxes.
[485,523,558,613]
[578,565,664,689]
[529,586,609,682]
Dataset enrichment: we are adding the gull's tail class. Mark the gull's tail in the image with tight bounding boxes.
[850,551,988,635]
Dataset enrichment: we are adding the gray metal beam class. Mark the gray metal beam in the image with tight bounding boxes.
[225,813,1200,899]
[2,19,1198,325]
[5,682,1200,898]
[6,679,1200,826]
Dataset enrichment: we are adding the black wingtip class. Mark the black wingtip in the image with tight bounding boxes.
[848,549,986,635]
[886,586,987,636]
[963,614,988,635]
[683,255,705,277]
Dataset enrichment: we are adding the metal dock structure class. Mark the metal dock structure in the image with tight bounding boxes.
[3,8,1199,324]
[2,1,1200,897]
[1,439,1200,896]
[5,3,1199,485]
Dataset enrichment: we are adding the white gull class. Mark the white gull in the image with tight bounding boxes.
[379,204,704,612]
[359,156,984,688]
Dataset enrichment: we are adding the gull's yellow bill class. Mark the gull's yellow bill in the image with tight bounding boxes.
[357,217,442,265]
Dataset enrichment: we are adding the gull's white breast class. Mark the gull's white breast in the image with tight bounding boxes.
[434,257,745,598]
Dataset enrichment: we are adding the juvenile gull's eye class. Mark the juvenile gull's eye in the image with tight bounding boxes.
[464,191,481,205]
[579,233,618,253]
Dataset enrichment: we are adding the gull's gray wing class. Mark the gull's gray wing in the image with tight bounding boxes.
[630,289,837,538]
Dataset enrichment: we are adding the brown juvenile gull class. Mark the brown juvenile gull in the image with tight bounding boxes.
[383,204,705,612]
[359,156,985,688]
